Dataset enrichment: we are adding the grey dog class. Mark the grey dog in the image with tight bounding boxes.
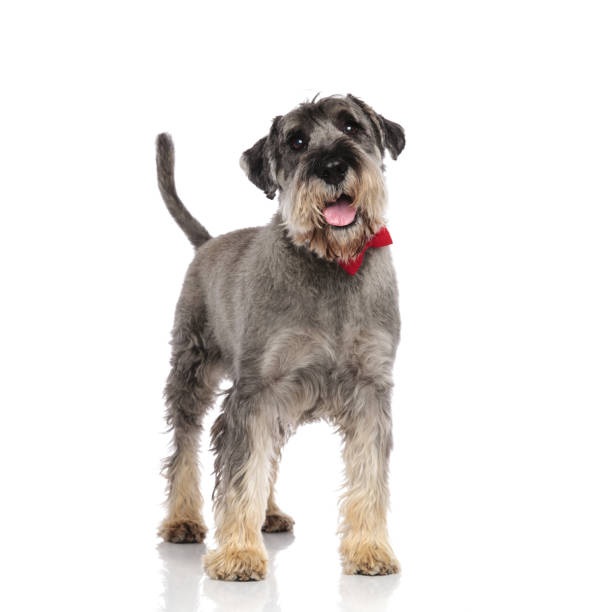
[156,94,405,581]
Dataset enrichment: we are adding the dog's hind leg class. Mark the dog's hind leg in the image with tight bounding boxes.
[158,323,223,544]
[262,450,295,533]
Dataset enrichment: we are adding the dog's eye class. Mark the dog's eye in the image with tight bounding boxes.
[343,121,360,135]
[289,134,307,151]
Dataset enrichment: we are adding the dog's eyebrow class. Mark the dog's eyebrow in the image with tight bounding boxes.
[285,126,308,140]
[284,111,316,135]
[336,109,362,127]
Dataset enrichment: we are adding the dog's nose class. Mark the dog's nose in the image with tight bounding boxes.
[317,158,348,185]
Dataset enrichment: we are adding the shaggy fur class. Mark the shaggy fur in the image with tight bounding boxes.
[156,94,405,580]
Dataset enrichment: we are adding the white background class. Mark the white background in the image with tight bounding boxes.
[1,1,611,611]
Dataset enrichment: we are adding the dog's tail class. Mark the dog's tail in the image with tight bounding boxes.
[156,133,212,248]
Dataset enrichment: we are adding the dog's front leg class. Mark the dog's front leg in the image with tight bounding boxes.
[204,393,276,581]
[338,385,400,575]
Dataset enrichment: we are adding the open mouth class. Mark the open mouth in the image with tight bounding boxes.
[323,194,357,228]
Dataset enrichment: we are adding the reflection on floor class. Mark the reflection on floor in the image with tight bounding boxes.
[157,532,400,612]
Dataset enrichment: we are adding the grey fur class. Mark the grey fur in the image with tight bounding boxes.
[157,94,404,579]
[156,133,211,247]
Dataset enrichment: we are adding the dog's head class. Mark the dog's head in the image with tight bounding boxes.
[240,94,405,262]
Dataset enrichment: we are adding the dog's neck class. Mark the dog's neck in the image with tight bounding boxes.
[337,227,392,275]
[274,213,392,277]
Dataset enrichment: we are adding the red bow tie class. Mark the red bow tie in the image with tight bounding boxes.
[338,227,393,275]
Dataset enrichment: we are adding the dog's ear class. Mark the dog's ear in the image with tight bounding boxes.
[378,115,405,160]
[240,117,280,200]
[347,94,405,160]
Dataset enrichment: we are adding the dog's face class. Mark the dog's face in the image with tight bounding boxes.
[240,95,405,262]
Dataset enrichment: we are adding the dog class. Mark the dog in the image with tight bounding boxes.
[156,94,405,581]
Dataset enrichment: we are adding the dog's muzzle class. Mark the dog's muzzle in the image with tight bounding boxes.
[310,141,360,187]
[316,158,348,186]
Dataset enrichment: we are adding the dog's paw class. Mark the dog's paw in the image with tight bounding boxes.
[341,543,400,576]
[262,511,295,533]
[204,546,268,581]
[158,519,207,543]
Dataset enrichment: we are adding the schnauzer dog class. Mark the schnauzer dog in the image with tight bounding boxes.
[156,94,405,581]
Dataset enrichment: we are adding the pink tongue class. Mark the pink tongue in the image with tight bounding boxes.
[323,201,356,226]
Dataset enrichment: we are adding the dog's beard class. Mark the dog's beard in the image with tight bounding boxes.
[280,157,387,262]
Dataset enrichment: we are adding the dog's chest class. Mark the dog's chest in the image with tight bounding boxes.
[260,322,395,385]
[250,245,399,388]
[259,284,396,384]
